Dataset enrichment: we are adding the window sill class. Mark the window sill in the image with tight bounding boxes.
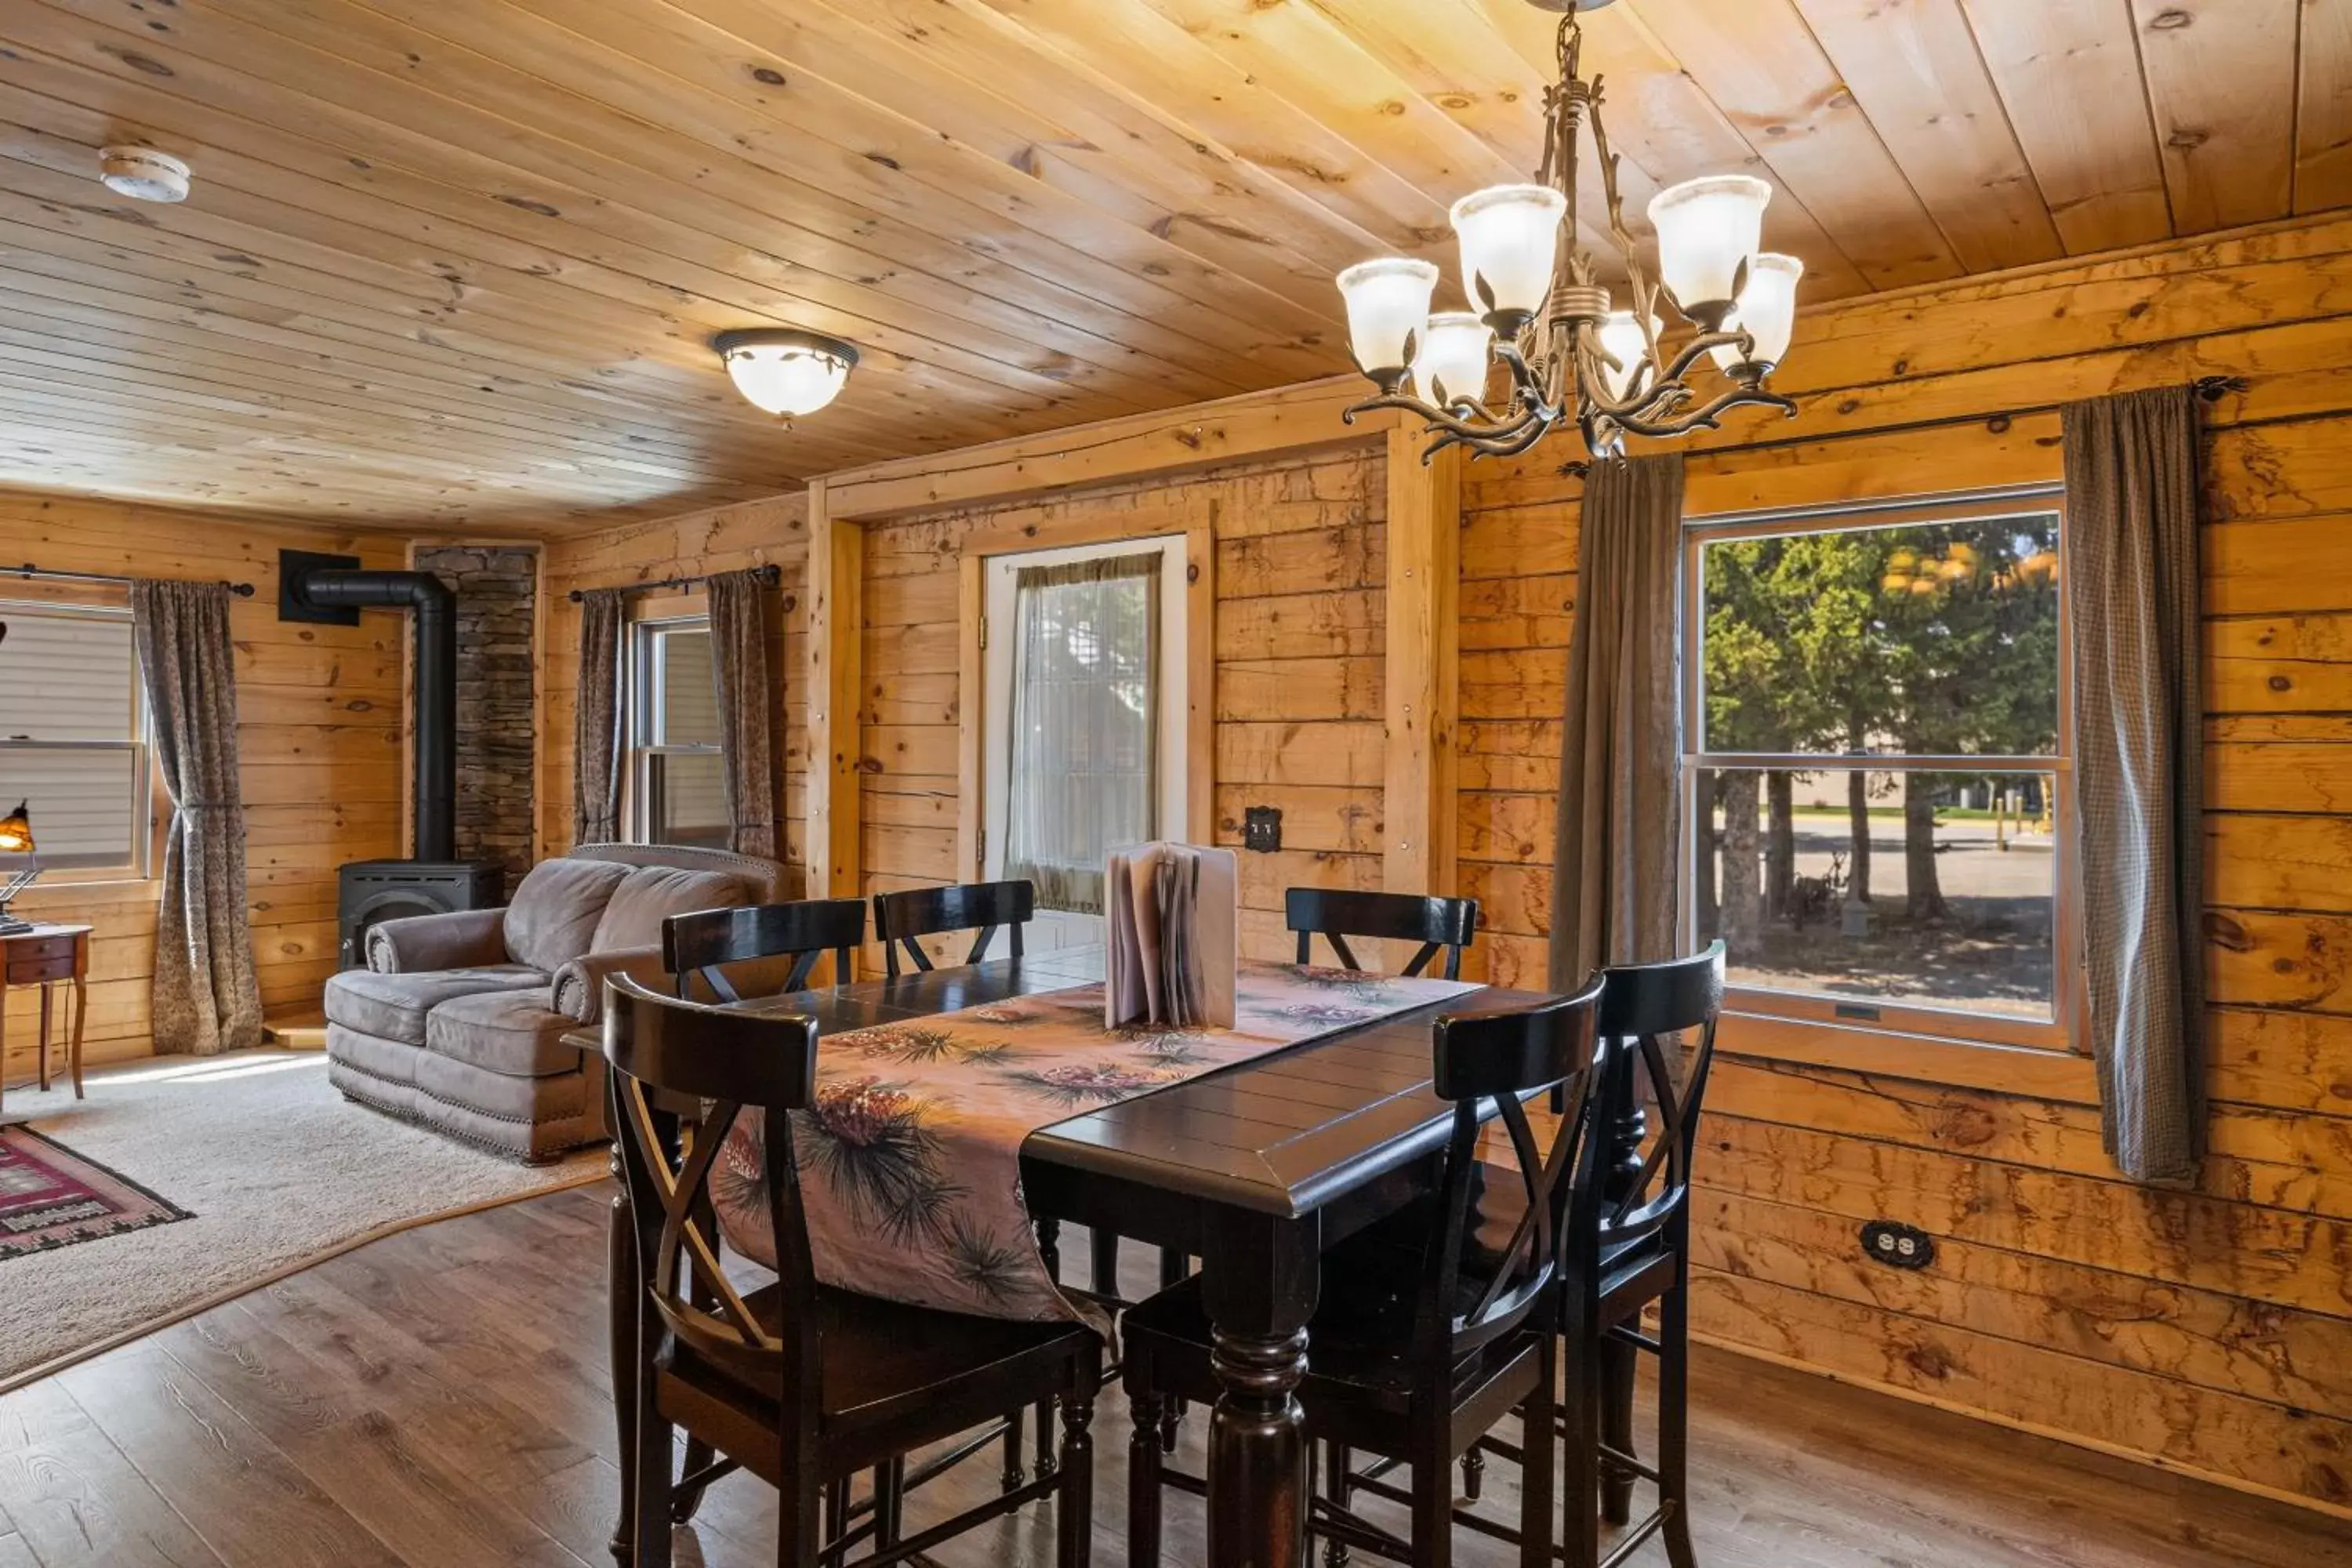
[19,870,157,893]
[1717,1010,2100,1105]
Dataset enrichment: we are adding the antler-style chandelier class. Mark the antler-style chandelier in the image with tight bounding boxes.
[1339,0,1802,463]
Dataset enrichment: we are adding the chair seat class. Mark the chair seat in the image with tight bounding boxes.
[659,1278,1099,1483]
[1359,1163,1671,1323]
[1123,1264,1540,1425]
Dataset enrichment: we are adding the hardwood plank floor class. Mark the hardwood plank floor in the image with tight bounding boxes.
[0,1185,2341,1567]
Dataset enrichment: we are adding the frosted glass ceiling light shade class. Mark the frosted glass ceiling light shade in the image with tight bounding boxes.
[714,328,859,418]
[1595,311,1657,401]
[1709,252,1805,376]
[1412,311,1496,408]
[1646,175,1772,330]
[1450,184,1568,329]
[1337,258,1441,389]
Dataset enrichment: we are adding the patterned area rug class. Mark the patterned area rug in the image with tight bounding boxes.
[0,1127,192,1258]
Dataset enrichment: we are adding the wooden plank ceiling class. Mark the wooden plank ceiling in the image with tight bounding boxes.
[0,0,2343,530]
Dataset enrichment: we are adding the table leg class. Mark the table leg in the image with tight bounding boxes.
[69,968,85,1099]
[1200,1210,1319,1568]
[38,983,51,1093]
[608,1160,640,1565]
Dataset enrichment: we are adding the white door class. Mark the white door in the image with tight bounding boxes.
[982,535,1189,952]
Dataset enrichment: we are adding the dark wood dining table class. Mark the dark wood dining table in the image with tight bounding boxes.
[601,946,1543,1568]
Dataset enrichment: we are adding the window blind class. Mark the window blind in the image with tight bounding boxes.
[0,603,147,869]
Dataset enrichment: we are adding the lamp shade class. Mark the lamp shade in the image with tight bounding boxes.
[0,800,30,854]
[1412,311,1495,408]
[1450,184,1568,325]
[1646,175,1772,327]
[713,328,859,418]
[1337,258,1441,381]
[1709,252,1804,374]
[1595,311,1657,401]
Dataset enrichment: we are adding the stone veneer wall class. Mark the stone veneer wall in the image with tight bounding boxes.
[414,544,538,887]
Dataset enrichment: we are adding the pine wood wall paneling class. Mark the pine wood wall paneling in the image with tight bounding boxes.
[1384,431,1464,963]
[831,445,1392,976]
[1454,214,2352,1515]
[0,493,406,1061]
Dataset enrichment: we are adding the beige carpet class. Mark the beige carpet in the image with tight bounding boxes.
[0,1048,603,1389]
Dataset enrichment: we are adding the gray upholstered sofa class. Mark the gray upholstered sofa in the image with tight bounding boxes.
[323,844,786,1160]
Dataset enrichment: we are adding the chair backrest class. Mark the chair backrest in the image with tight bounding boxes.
[603,975,819,1397]
[872,880,1034,978]
[1415,977,1606,1366]
[1566,941,1726,1275]
[663,899,867,1002]
[1287,887,1479,979]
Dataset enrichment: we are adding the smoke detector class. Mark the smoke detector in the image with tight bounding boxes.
[99,147,191,203]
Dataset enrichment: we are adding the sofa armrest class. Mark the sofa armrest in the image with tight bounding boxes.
[368,907,510,974]
[553,943,675,1024]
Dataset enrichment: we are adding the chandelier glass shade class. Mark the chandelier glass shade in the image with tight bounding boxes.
[1338,1,1801,462]
[714,328,860,419]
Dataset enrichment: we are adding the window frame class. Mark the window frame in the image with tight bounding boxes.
[624,612,723,848]
[0,599,155,880]
[1675,485,2081,1056]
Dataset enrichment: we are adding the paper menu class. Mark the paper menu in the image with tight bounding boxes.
[1104,843,1236,1029]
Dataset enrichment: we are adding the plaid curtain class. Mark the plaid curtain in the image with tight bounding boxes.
[706,568,780,862]
[2063,385,2205,1181]
[132,580,263,1056]
[573,589,627,845]
[1548,453,1685,990]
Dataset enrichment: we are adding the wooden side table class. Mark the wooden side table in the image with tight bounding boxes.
[1,923,91,1113]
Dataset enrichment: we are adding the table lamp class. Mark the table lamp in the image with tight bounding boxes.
[0,800,38,936]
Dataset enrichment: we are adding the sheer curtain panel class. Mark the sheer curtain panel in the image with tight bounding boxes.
[1002,554,1160,915]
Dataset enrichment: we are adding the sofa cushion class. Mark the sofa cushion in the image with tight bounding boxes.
[426,986,579,1077]
[505,857,633,974]
[590,865,750,953]
[324,964,545,1047]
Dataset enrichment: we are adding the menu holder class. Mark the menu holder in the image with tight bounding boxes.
[1104,843,1237,1030]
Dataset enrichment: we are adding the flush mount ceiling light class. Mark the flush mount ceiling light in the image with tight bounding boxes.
[99,146,192,203]
[1338,0,1801,462]
[713,328,859,419]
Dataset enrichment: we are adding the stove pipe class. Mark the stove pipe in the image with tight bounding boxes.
[294,570,457,862]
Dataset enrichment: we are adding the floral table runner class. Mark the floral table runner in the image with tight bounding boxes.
[714,960,1480,1327]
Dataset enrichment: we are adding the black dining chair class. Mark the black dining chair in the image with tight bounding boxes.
[1287,887,1480,979]
[655,897,872,1527]
[1556,940,1725,1568]
[1120,978,1607,1568]
[664,899,867,1002]
[873,880,1034,979]
[603,975,1102,1568]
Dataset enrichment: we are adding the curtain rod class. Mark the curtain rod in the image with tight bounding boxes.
[567,562,781,603]
[10,563,256,597]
